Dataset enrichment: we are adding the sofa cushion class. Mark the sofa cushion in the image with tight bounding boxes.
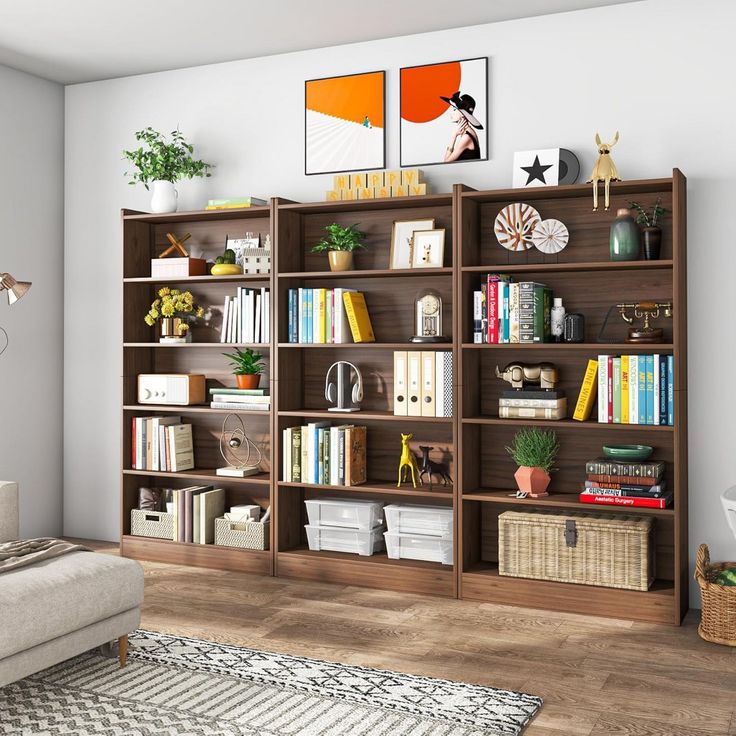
[0,551,144,659]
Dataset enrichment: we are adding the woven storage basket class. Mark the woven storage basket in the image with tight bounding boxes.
[214,518,269,550]
[498,510,654,591]
[131,509,174,540]
[695,544,736,646]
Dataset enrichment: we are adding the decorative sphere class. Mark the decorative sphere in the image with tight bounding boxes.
[228,437,242,448]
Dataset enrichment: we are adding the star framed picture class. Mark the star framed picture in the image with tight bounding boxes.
[512,148,581,188]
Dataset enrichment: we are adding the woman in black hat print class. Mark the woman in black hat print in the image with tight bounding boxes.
[441,91,484,162]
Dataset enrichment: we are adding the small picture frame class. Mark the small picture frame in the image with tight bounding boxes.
[411,229,445,268]
[390,218,435,270]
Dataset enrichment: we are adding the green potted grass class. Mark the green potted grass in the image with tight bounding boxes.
[311,222,367,272]
[505,427,559,498]
[223,347,265,390]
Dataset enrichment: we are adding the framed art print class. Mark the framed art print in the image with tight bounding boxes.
[400,57,488,167]
[411,229,446,268]
[390,218,435,269]
[305,70,385,175]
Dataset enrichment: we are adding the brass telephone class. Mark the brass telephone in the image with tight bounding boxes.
[598,301,672,344]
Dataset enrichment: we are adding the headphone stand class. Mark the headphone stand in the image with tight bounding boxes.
[328,361,361,413]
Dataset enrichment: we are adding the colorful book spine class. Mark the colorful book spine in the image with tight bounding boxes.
[597,355,609,423]
[629,355,639,424]
[473,291,483,343]
[573,359,598,422]
[579,492,672,509]
[653,354,661,425]
[659,356,667,425]
[306,289,313,344]
[342,292,375,342]
[509,283,520,344]
[621,355,629,424]
[645,354,655,425]
[480,282,488,343]
[612,357,621,424]
[500,281,510,343]
[638,356,647,425]
[607,356,613,423]
[667,354,675,425]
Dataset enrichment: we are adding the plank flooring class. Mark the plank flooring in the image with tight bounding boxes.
[82,539,736,736]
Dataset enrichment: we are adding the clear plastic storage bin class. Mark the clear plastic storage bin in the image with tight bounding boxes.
[305,524,385,556]
[305,498,384,530]
[384,504,453,537]
[384,531,453,565]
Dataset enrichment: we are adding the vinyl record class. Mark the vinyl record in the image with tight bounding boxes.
[531,218,569,254]
[494,203,542,251]
[558,149,580,185]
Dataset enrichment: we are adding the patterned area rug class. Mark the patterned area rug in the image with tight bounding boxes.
[0,630,541,735]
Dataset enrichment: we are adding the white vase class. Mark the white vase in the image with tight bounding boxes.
[150,180,178,213]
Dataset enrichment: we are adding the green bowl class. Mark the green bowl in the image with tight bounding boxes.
[602,444,653,461]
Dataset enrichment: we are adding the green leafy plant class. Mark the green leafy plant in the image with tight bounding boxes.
[123,127,212,189]
[505,428,559,472]
[628,198,668,228]
[223,347,264,376]
[311,223,367,253]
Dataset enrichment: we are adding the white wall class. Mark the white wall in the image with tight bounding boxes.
[0,64,64,537]
[64,0,736,601]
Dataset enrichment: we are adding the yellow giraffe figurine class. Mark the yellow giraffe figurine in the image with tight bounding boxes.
[397,433,421,488]
[587,132,621,211]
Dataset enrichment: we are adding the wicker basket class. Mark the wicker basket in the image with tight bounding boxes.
[498,510,654,591]
[695,544,736,646]
[130,509,174,540]
[214,517,269,550]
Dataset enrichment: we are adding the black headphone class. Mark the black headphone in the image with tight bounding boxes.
[324,361,364,405]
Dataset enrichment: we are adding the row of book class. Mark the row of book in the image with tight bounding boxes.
[132,419,194,472]
[220,287,270,344]
[473,275,552,344]
[498,389,567,421]
[394,351,453,417]
[170,486,225,543]
[205,196,266,210]
[286,288,375,343]
[282,423,367,486]
[573,355,674,425]
[578,458,672,509]
[209,387,271,412]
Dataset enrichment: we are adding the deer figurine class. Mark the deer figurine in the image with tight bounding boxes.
[397,433,421,488]
[587,132,621,211]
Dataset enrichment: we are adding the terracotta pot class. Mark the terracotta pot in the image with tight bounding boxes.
[236,374,260,390]
[514,466,551,498]
[328,251,354,272]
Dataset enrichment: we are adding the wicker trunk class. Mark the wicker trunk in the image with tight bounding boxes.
[498,510,654,591]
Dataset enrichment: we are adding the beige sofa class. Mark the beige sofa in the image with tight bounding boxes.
[0,481,144,687]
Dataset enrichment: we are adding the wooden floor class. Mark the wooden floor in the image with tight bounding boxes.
[86,540,736,736]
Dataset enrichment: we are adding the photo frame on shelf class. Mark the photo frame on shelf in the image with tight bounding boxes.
[411,229,445,268]
[390,218,435,270]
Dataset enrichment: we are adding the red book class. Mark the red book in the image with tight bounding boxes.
[607,356,614,423]
[579,492,672,509]
[487,278,498,344]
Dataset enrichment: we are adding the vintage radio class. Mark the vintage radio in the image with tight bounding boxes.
[137,374,206,405]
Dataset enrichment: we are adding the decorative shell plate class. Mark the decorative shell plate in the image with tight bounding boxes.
[494,203,542,251]
[531,218,569,254]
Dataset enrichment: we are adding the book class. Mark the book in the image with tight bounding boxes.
[629,355,639,424]
[659,355,667,425]
[151,416,181,471]
[586,458,665,478]
[333,288,356,344]
[198,488,226,543]
[500,389,565,400]
[168,424,195,472]
[206,197,267,208]
[653,354,661,425]
[435,351,453,418]
[532,285,552,343]
[621,355,630,424]
[645,354,655,425]
[638,356,647,424]
[509,283,520,343]
[582,484,669,498]
[210,394,270,404]
[666,354,675,425]
[473,291,483,343]
[597,355,609,423]
[579,491,673,509]
[499,397,567,409]
[612,357,621,423]
[606,355,613,423]
[210,402,269,411]
[587,473,661,487]
[291,427,302,482]
[346,425,367,485]
[283,427,292,481]
[208,387,269,396]
[342,292,375,342]
[573,359,598,422]
[499,405,566,420]
[584,480,667,493]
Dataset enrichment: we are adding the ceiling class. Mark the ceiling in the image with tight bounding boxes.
[0,0,639,84]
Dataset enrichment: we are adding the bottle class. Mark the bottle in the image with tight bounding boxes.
[551,297,565,342]
[609,208,641,261]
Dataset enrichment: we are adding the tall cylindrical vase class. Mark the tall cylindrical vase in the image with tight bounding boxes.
[642,227,662,260]
[150,180,178,213]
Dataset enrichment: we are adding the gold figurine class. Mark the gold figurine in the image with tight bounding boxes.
[588,132,621,211]
[618,301,672,343]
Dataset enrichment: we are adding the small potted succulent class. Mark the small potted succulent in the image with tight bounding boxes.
[144,287,204,342]
[311,222,366,272]
[223,347,265,389]
[505,427,559,498]
[628,198,668,260]
[123,127,212,213]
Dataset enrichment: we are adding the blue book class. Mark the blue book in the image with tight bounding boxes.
[287,289,296,343]
[645,355,655,425]
[638,357,647,425]
[667,354,675,425]
[306,289,313,344]
[659,356,667,424]
[298,287,306,343]
[501,282,510,343]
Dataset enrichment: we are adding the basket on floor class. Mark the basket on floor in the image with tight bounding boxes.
[694,544,736,646]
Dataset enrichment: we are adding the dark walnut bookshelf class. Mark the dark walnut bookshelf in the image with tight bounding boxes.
[120,172,688,623]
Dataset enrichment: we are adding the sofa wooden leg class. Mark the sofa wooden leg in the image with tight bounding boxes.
[118,635,128,668]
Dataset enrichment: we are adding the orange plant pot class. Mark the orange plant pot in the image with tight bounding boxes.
[235,374,260,390]
[514,466,551,498]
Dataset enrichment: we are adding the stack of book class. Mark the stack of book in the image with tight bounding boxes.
[572,355,674,424]
[132,418,194,472]
[205,197,266,210]
[473,275,553,344]
[171,486,225,542]
[579,458,672,509]
[221,287,270,344]
[393,351,453,417]
[282,423,367,486]
[287,288,374,343]
[209,387,270,411]
[499,389,567,420]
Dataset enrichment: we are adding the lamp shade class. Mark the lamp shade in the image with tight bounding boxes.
[0,273,31,305]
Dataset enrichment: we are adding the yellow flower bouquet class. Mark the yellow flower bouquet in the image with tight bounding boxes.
[144,287,205,336]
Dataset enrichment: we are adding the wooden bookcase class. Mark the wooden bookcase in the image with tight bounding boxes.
[120,171,688,623]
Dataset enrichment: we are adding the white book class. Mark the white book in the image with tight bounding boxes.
[134,417,143,470]
[236,287,242,343]
[283,427,292,482]
[329,427,340,485]
[629,355,639,424]
[248,290,256,343]
[151,416,181,471]
[262,288,269,343]
[220,296,231,343]
[226,296,235,343]
[473,291,483,343]
[254,294,262,343]
[598,355,609,423]
[297,288,304,344]
[159,425,167,471]
[653,354,661,425]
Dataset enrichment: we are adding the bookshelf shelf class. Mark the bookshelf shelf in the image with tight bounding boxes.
[461,343,674,351]
[278,267,453,280]
[123,468,271,485]
[122,205,271,224]
[124,342,271,349]
[124,404,270,416]
[278,480,453,499]
[462,416,674,431]
[278,342,454,350]
[124,274,270,284]
[461,260,674,274]
[279,409,452,424]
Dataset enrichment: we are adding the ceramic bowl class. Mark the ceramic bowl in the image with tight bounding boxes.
[602,444,653,461]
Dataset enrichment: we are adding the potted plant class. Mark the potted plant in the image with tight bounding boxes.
[505,427,559,498]
[311,223,366,272]
[628,198,668,260]
[144,287,204,342]
[223,347,265,389]
[123,127,212,213]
